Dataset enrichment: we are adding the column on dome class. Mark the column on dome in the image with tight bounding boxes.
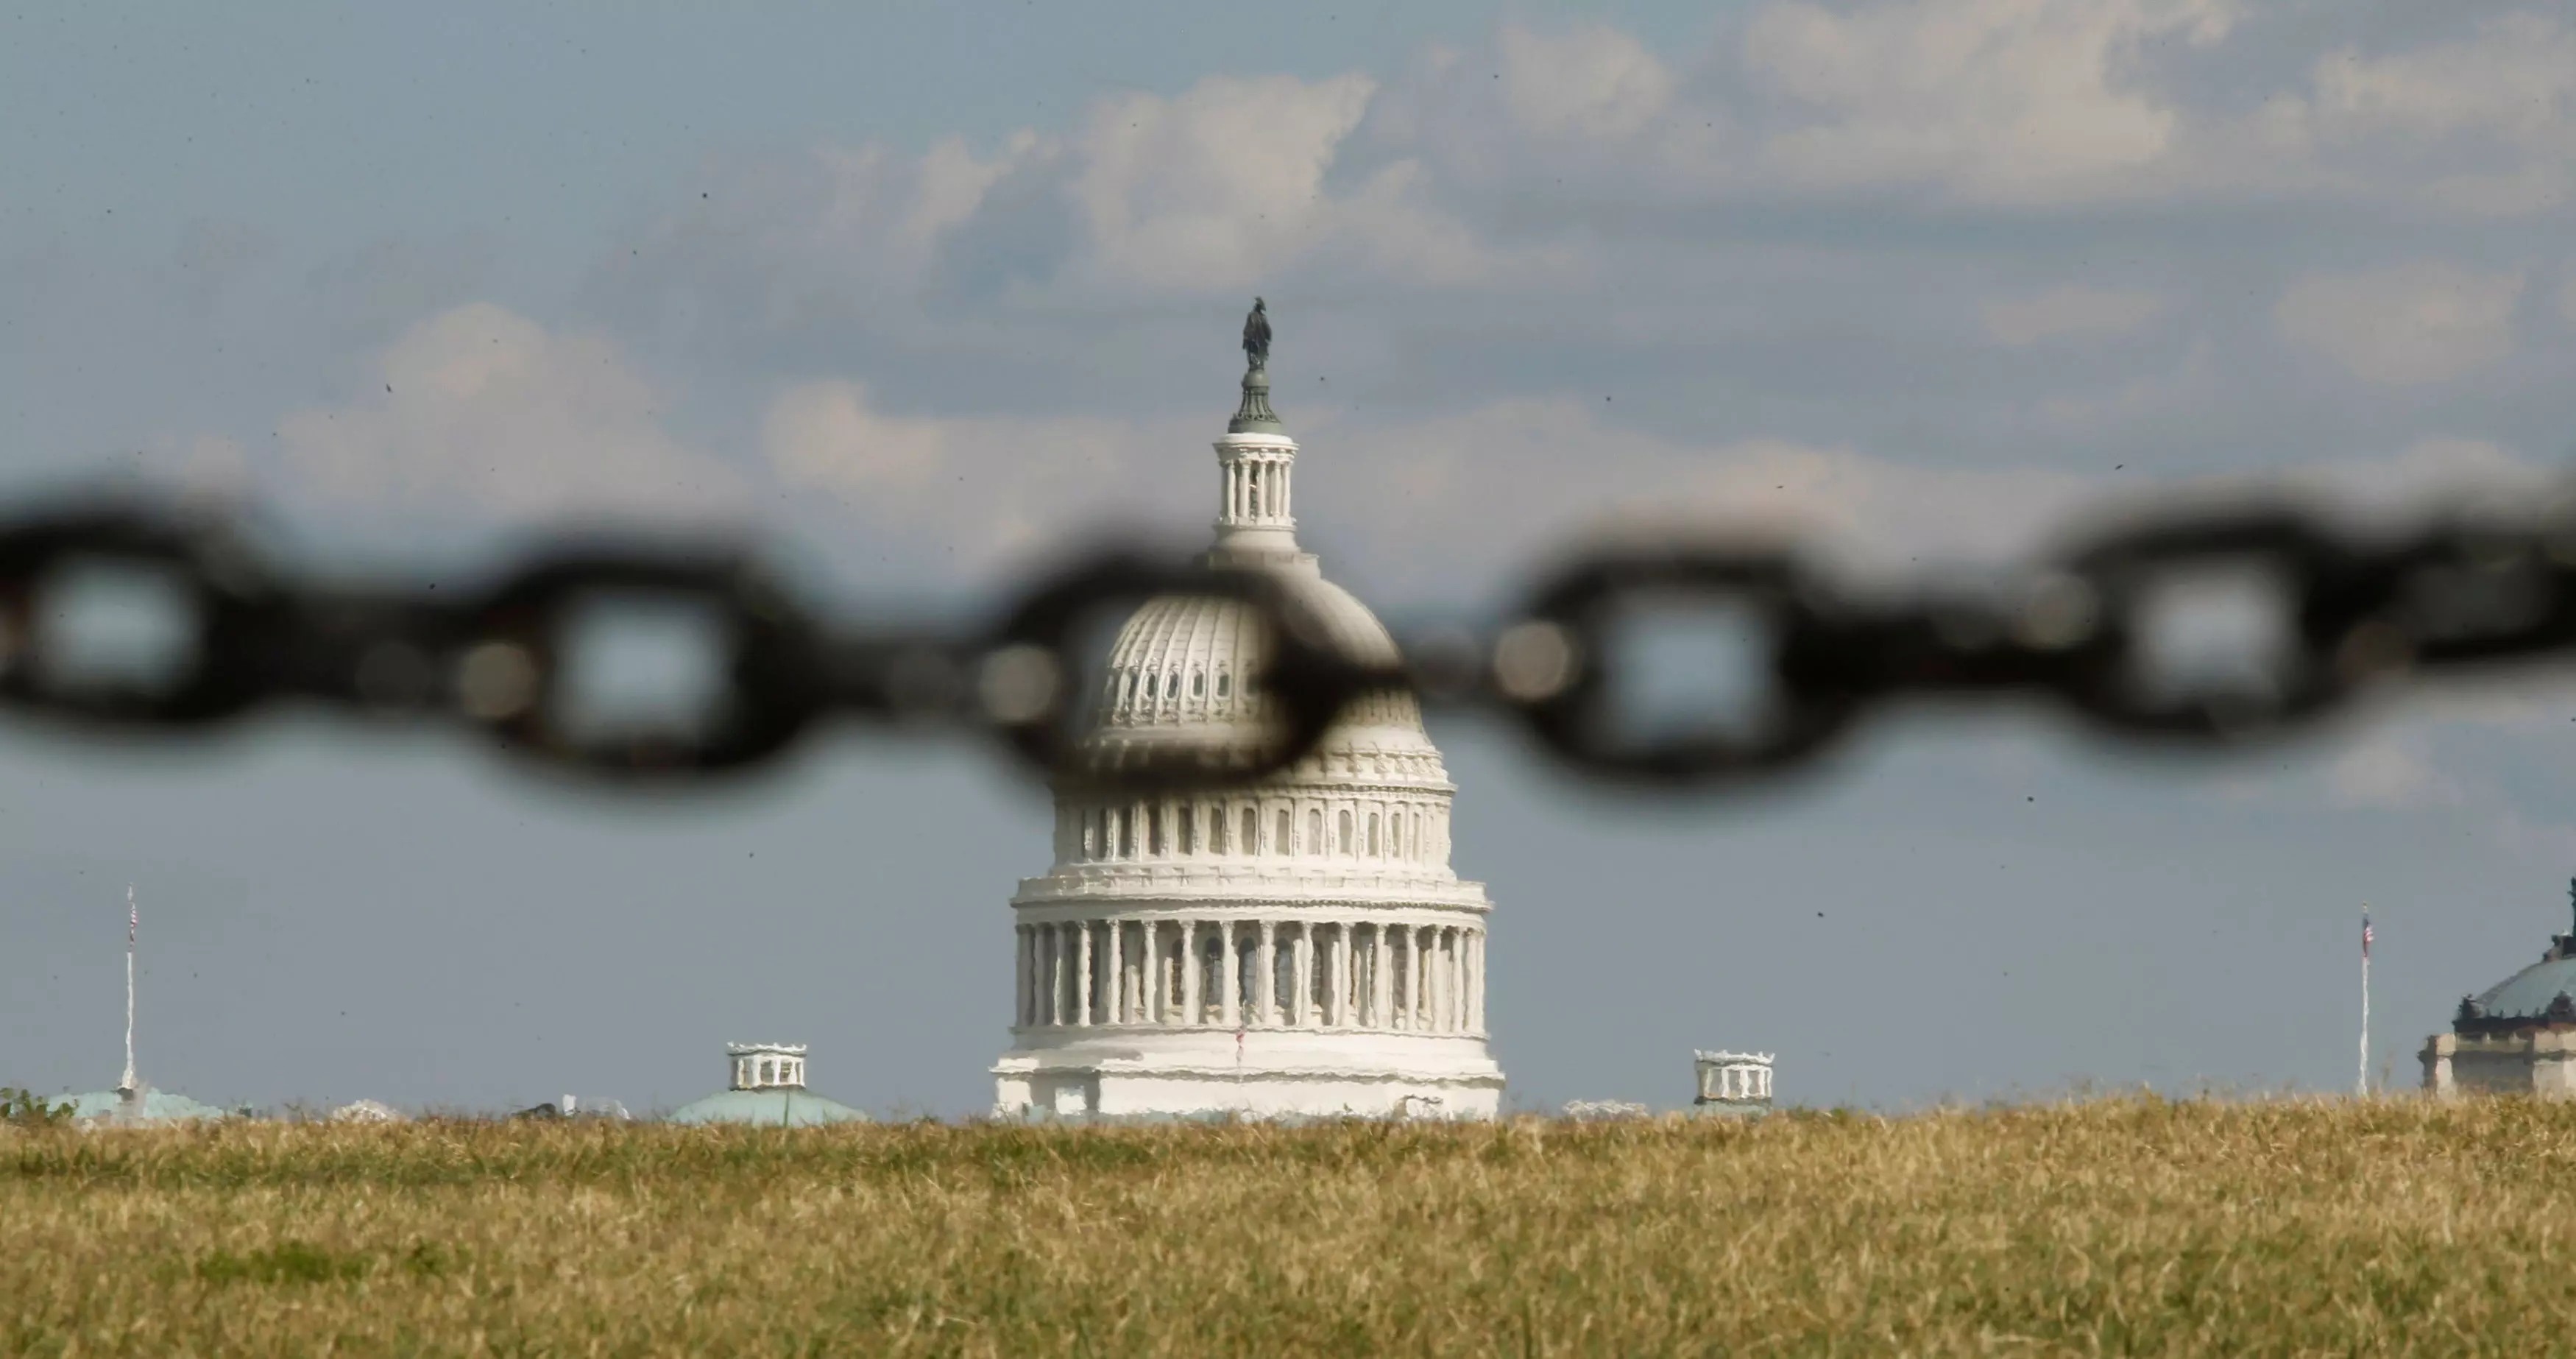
[1384,925,1404,1031]
[1446,928,1463,1032]
[1308,923,1326,1027]
[1181,919,1203,1026]
[1453,928,1473,1037]
[1030,923,1044,1028]
[1426,928,1444,1033]
[1437,928,1454,1033]
[1468,930,1486,1034]
[1447,928,1462,1032]
[1344,924,1365,1027]
[1431,928,1449,1033]
[1219,919,1239,1027]
[1106,918,1126,1024]
[1256,920,1277,1027]
[1372,924,1393,1031]
[1040,924,1060,1027]
[1075,920,1094,1026]
[1056,924,1075,1027]
[1142,919,1163,1024]
[1331,925,1352,1028]
[1278,918,1298,1026]
[1370,923,1391,1031]
[1013,925,1030,1028]
[1396,925,1412,1031]
[1027,925,1044,1027]
[1422,928,1443,1037]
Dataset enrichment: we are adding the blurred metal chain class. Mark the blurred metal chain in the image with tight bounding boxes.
[0,490,2572,793]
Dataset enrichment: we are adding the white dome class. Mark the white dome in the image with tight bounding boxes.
[1078,562,1441,777]
[992,348,1502,1122]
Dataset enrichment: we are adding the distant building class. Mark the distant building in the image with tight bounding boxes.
[668,1042,867,1126]
[62,1086,226,1126]
[1562,1100,1650,1122]
[1694,1051,1774,1115]
[991,310,1504,1121]
[2424,880,2576,1098]
[330,1099,405,1123]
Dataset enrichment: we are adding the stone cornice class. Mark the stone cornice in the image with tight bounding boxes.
[1020,864,1482,891]
[992,1056,1504,1084]
[1013,878,1493,912]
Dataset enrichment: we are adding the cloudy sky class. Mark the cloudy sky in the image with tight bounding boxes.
[4,1,2576,1115]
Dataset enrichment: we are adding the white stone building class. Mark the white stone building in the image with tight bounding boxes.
[991,322,1504,1120]
[2423,880,2576,1098]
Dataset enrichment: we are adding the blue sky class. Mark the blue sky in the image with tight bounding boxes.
[4,0,2576,1115]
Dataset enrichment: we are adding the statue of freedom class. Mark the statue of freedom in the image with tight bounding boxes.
[1242,297,1271,370]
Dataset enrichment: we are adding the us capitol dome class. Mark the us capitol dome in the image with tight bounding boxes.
[991,306,1504,1119]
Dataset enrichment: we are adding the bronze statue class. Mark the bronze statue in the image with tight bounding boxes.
[1242,297,1271,370]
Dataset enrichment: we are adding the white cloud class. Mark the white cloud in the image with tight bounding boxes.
[1301,397,2106,588]
[2310,15,2576,146]
[2253,15,2576,214]
[276,303,740,523]
[1984,286,2165,345]
[1068,74,1378,293]
[1741,0,2232,205]
[1302,400,2567,596]
[760,379,1197,575]
[1493,23,1676,139]
[2274,262,2523,384]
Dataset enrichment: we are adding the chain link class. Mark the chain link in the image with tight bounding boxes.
[0,490,2569,793]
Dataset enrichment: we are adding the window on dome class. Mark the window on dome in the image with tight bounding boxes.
[1245,808,1260,854]
[1216,670,1231,699]
[1303,808,1319,855]
[1165,671,1180,699]
[1148,806,1164,855]
[1192,669,1205,699]
[1339,809,1354,855]
[1178,805,1195,855]
[1117,809,1133,858]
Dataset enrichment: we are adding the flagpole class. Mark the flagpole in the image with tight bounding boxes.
[2358,904,2371,1099]
[120,885,138,1093]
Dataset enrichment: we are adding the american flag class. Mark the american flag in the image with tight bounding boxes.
[2362,912,2373,959]
[128,889,137,945]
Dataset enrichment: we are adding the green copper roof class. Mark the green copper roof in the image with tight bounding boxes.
[666,1088,869,1127]
[2473,955,2576,1020]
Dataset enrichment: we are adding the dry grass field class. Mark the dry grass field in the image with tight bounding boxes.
[6,1096,2575,1355]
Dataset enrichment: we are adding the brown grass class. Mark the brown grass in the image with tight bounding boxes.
[4,1096,2572,1355]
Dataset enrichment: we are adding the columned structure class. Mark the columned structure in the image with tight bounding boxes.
[992,314,1504,1119]
[1694,1050,1775,1115]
